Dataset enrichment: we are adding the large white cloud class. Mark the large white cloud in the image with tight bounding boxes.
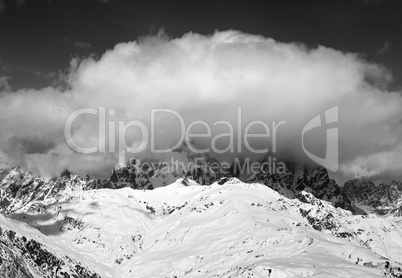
[0,30,401,180]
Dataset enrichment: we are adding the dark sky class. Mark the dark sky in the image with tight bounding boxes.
[1,0,402,90]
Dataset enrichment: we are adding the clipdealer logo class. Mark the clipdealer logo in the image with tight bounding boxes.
[64,106,339,172]
[302,106,338,172]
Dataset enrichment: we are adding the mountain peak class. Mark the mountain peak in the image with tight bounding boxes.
[60,169,71,179]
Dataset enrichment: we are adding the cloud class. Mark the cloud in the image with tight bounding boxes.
[74,41,92,49]
[0,76,10,90]
[0,30,402,181]
[376,41,392,56]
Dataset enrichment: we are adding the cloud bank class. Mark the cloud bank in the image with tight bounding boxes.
[0,30,401,181]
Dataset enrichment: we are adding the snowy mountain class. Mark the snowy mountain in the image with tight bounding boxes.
[0,215,101,277]
[108,154,354,215]
[1,165,402,277]
[247,162,354,212]
[343,179,402,217]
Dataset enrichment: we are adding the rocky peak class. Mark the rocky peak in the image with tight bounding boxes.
[60,169,71,179]
[342,179,402,216]
[247,161,353,212]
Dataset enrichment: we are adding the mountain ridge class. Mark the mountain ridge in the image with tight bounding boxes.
[1,174,402,277]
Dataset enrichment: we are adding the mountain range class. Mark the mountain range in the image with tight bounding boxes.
[1,151,402,277]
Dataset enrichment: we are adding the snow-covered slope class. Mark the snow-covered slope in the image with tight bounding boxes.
[2,172,402,277]
[0,215,104,277]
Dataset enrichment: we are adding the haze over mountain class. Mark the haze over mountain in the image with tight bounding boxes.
[0,28,402,183]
